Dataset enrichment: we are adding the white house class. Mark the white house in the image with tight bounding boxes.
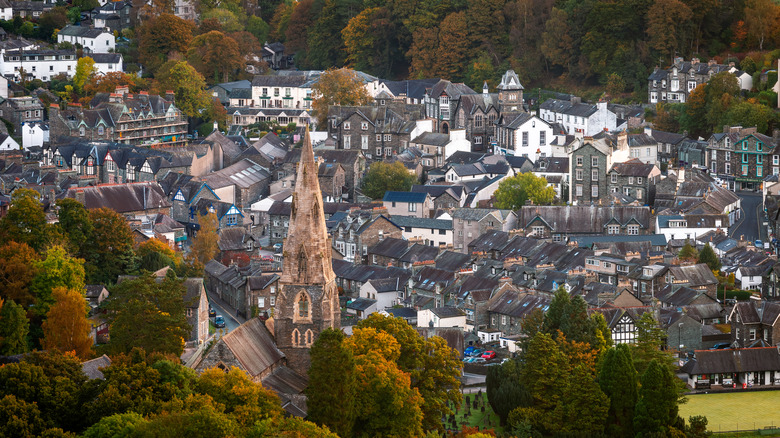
[0,75,7,99]
[729,67,754,91]
[0,133,19,150]
[0,50,77,81]
[417,307,467,329]
[0,0,11,21]
[57,26,115,54]
[655,214,729,242]
[22,121,48,149]
[360,278,404,311]
[736,266,765,290]
[91,53,123,75]
[495,113,555,161]
[539,97,617,136]
[388,216,453,248]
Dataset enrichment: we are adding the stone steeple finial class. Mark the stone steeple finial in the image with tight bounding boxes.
[280,128,335,285]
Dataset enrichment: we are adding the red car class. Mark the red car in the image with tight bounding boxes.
[481,350,496,360]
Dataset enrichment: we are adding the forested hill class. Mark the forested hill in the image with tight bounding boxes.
[262,0,780,93]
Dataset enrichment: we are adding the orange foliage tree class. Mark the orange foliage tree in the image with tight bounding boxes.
[41,287,93,359]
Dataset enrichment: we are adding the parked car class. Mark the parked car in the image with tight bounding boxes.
[273,243,283,253]
[208,305,216,318]
[214,315,225,328]
[464,346,478,356]
[472,357,487,364]
[482,350,497,360]
[755,240,763,248]
[470,349,484,357]
[710,343,731,350]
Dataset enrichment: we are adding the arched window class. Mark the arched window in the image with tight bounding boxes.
[298,294,309,318]
[305,329,314,347]
[292,329,301,347]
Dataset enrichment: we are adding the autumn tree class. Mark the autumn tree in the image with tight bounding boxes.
[155,61,211,118]
[341,7,400,78]
[494,172,556,210]
[83,208,136,285]
[744,0,780,50]
[83,72,144,99]
[306,327,356,438]
[104,272,191,356]
[200,8,243,33]
[196,367,284,427]
[724,100,777,135]
[0,188,50,252]
[284,0,314,55]
[684,84,709,138]
[705,72,740,130]
[541,8,575,72]
[73,57,96,94]
[0,300,29,355]
[187,31,243,83]
[311,67,372,127]
[190,211,220,269]
[0,241,39,308]
[138,13,194,74]
[646,0,693,66]
[360,161,418,200]
[137,238,182,273]
[41,287,93,359]
[434,12,470,82]
[409,27,439,79]
[30,246,86,319]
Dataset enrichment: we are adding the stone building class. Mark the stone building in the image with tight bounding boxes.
[273,130,340,376]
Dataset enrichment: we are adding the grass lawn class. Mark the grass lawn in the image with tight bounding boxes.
[680,391,780,432]
[448,392,503,434]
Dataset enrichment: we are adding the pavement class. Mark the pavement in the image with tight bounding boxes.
[730,191,765,243]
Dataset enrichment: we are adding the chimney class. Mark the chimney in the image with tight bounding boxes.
[165,90,175,102]
[708,59,717,66]
[571,96,581,105]
[75,189,85,205]
[691,58,700,65]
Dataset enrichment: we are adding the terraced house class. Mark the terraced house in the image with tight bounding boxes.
[733,132,779,190]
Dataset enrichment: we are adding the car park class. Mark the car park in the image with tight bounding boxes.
[214,315,225,328]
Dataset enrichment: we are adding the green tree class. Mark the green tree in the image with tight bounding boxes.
[646,0,693,65]
[590,312,613,353]
[599,344,639,437]
[200,8,243,32]
[678,240,699,263]
[56,198,93,255]
[541,7,575,72]
[724,100,777,135]
[360,161,418,200]
[633,359,681,436]
[73,57,96,94]
[697,243,721,272]
[494,172,556,210]
[517,332,570,434]
[248,416,340,438]
[0,395,47,438]
[246,15,270,44]
[83,208,136,285]
[705,72,740,130]
[486,359,530,425]
[104,272,190,356]
[0,188,50,252]
[155,61,211,118]
[311,67,372,127]
[560,364,609,435]
[37,6,68,41]
[633,312,674,374]
[0,300,29,355]
[306,327,356,438]
[81,412,148,438]
[30,246,86,319]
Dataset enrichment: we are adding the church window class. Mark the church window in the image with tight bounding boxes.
[305,329,314,347]
[297,293,310,318]
[292,329,301,347]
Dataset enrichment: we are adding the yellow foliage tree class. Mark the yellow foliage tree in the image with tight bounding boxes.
[311,68,372,128]
[42,287,93,359]
[190,211,220,269]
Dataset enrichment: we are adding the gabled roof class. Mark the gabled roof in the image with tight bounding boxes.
[221,318,284,378]
[383,191,428,203]
[682,347,780,375]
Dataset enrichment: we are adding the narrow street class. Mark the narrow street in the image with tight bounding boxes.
[209,298,242,334]
[729,191,765,243]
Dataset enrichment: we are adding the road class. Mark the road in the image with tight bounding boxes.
[209,299,241,334]
[730,191,765,243]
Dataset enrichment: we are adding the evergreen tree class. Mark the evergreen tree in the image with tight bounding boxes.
[306,327,357,438]
[598,344,638,438]
[561,364,609,435]
[0,300,29,355]
[486,359,529,426]
[678,240,699,263]
[633,359,680,436]
[698,243,721,272]
[541,286,569,335]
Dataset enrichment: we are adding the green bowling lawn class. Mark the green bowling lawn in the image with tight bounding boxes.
[679,391,780,432]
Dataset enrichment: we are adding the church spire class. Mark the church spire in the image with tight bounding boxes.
[280,129,335,285]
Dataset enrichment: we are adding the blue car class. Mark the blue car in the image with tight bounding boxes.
[464,346,477,356]
[214,315,225,328]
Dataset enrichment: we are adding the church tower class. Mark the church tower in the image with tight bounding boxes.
[497,69,524,113]
[274,129,340,377]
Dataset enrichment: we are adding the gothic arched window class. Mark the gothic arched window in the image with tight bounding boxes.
[298,294,309,318]
[305,329,314,347]
[292,328,301,347]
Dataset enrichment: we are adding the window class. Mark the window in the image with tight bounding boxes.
[592,156,598,167]
[79,126,85,136]
[576,169,583,181]
[611,173,617,183]
[522,131,528,146]
[591,185,598,198]
[725,163,730,174]
[98,126,104,135]
[624,187,631,196]
[575,185,583,197]
[376,134,382,141]
[408,203,417,212]
[725,151,730,161]
[636,188,643,199]
[258,297,265,307]
[344,136,351,149]
[540,131,546,145]
[608,224,619,235]
[627,225,639,235]
[361,135,368,149]
[750,329,756,341]
[576,156,583,166]
[629,177,634,185]
[758,155,764,164]
[385,147,392,156]
[637,177,643,184]
[591,169,598,181]
[384,134,391,141]
[361,122,368,130]
[775,155,780,166]
[376,147,382,156]
[532,226,545,236]
[757,166,763,177]
[344,122,351,130]
[742,165,748,176]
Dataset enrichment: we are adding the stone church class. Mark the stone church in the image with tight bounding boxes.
[193,129,340,415]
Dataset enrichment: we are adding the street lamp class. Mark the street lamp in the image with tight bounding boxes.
[678,322,684,359]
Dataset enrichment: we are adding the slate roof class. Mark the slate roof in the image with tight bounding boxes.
[221,318,284,378]
[435,251,473,272]
[202,158,270,190]
[217,227,255,251]
[667,264,718,286]
[609,159,656,177]
[383,191,428,203]
[65,182,171,213]
[347,297,376,311]
[487,289,551,318]
[520,206,651,233]
[81,355,112,380]
[367,277,404,293]
[411,131,450,147]
[367,237,410,259]
[540,98,598,117]
[389,215,452,230]
[399,244,439,264]
[432,306,465,318]
[451,208,513,222]
[681,347,780,375]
